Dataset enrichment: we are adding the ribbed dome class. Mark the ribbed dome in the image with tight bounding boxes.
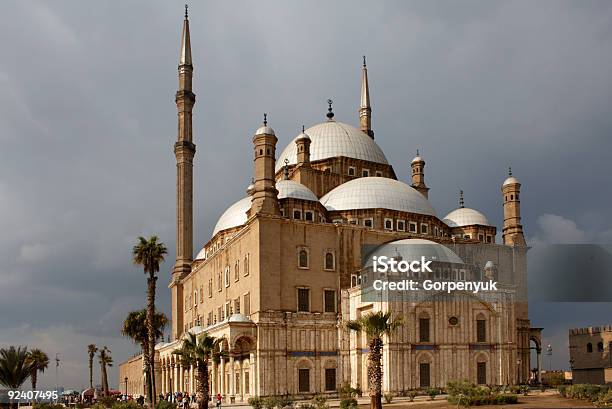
[276,121,388,172]
[277,180,318,201]
[211,196,251,238]
[443,207,491,227]
[364,238,464,267]
[320,177,436,216]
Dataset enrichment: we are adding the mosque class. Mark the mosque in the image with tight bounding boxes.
[119,9,542,400]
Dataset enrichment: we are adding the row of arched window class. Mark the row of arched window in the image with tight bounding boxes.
[586,341,612,353]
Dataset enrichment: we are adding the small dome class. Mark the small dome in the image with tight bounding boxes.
[365,238,464,267]
[211,196,251,237]
[320,177,436,216]
[412,155,423,164]
[296,131,311,141]
[503,176,519,186]
[277,180,318,201]
[443,207,491,227]
[228,313,252,323]
[255,125,275,136]
[276,121,388,172]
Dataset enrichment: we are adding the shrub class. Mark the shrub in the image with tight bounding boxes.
[262,397,279,409]
[558,385,568,397]
[339,383,360,399]
[311,395,329,409]
[339,398,358,409]
[383,393,393,404]
[33,404,65,409]
[426,388,439,400]
[447,380,519,406]
[407,390,418,402]
[113,401,144,409]
[249,397,264,409]
[596,389,612,407]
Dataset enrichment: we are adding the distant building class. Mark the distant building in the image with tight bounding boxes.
[569,326,612,384]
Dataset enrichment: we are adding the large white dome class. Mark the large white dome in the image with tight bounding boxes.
[276,121,388,172]
[211,196,251,238]
[443,207,490,227]
[320,177,436,216]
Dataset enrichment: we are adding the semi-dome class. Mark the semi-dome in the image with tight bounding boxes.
[365,238,464,267]
[211,196,251,237]
[276,121,388,172]
[277,180,318,201]
[443,207,491,227]
[320,177,436,216]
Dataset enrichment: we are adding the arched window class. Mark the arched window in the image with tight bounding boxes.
[476,314,487,342]
[298,248,309,269]
[587,342,593,353]
[324,251,335,271]
[597,342,604,352]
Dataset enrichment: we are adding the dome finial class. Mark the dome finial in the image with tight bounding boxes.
[302,125,305,133]
[416,148,420,156]
[326,99,334,120]
[363,55,367,67]
[263,112,268,126]
[184,4,188,19]
[459,190,464,208]
[284,159,289,180]
[508,166,512,176]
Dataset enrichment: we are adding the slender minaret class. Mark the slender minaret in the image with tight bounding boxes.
[359,56,374,139]
[171,5,195,339]
[296,125,311,167]
[502,167,526,246]
[411,149,429,198]
[249,114,280,216]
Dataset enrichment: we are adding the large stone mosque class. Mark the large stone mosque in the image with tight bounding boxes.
[119,9,543,401]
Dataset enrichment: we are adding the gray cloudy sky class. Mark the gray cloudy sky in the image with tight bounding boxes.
[1,0,612,389]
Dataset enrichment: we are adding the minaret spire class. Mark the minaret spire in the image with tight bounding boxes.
[172,5,196,340]
[179,5,192,67]
[360,56,374,139]
[459,190,465,208]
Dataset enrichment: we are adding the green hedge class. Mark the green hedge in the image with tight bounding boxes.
[558,384,611,404]
[446,380,519,407]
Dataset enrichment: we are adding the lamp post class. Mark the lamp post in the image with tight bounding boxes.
[546,344,553,371]
[516,359,521,385]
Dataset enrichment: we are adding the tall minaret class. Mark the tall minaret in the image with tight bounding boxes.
[359,56,374,139]
[249,114,280,217]
[171,5,195,339]
[411,149,429,198]
[502,167,526,246]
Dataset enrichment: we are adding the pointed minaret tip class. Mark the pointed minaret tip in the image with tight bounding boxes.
[179,4,192,66]
[360,56,370,109]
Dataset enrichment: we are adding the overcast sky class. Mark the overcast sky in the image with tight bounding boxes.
[1,0,612,390]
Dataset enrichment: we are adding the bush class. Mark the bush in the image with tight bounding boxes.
[596,389,612,407]
[447,380,519,407]
[311,395,329,409]
[558,385,568,397]
[33,404,64,409]
[562,384,610,402]
[339,383,360,399]
[383,393,393,404]
[426,388,439,400]
[407,390,418,402]
[339,398,358,409]
[112,402,144,409]
[249,397,264,409]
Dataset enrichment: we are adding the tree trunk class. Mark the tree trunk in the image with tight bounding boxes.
[31,370,38,406]
[142,340,153,403]
[89,356,94,389]
[197,360,209,409]
[368,337,383,409]
[102,364,109,397]
[147,275,158,406]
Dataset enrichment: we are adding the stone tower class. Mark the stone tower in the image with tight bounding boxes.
[170,6,195,340]
[411,150,429,198]
[360,56,374,139]
[502,167,526,246]
[296,126,311,166]
[249,115,280,216]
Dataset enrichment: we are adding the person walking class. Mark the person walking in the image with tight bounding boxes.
[216,393,222,409]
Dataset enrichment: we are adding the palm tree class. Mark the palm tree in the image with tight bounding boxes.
[26,349,49,390]
[0,346,32,409]
[98,346,113,397]
[172,332,222,409]
[87,344,98,389]
[133,235,167,405]
[121,309,169,401]
[347,311,403,409]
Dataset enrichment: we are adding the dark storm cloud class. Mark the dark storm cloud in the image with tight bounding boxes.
[1,0,612,388]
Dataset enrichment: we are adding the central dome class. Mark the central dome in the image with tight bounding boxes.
[276,121,388,172]
[320,177,436,216]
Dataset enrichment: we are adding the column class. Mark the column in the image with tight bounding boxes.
[537,349,542,385]
[229,356,235,399]
[219,357,225,397]
[174,363,179,393]
[250,352,256,397]
[212,361,218,395]
[161,365,166,395]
